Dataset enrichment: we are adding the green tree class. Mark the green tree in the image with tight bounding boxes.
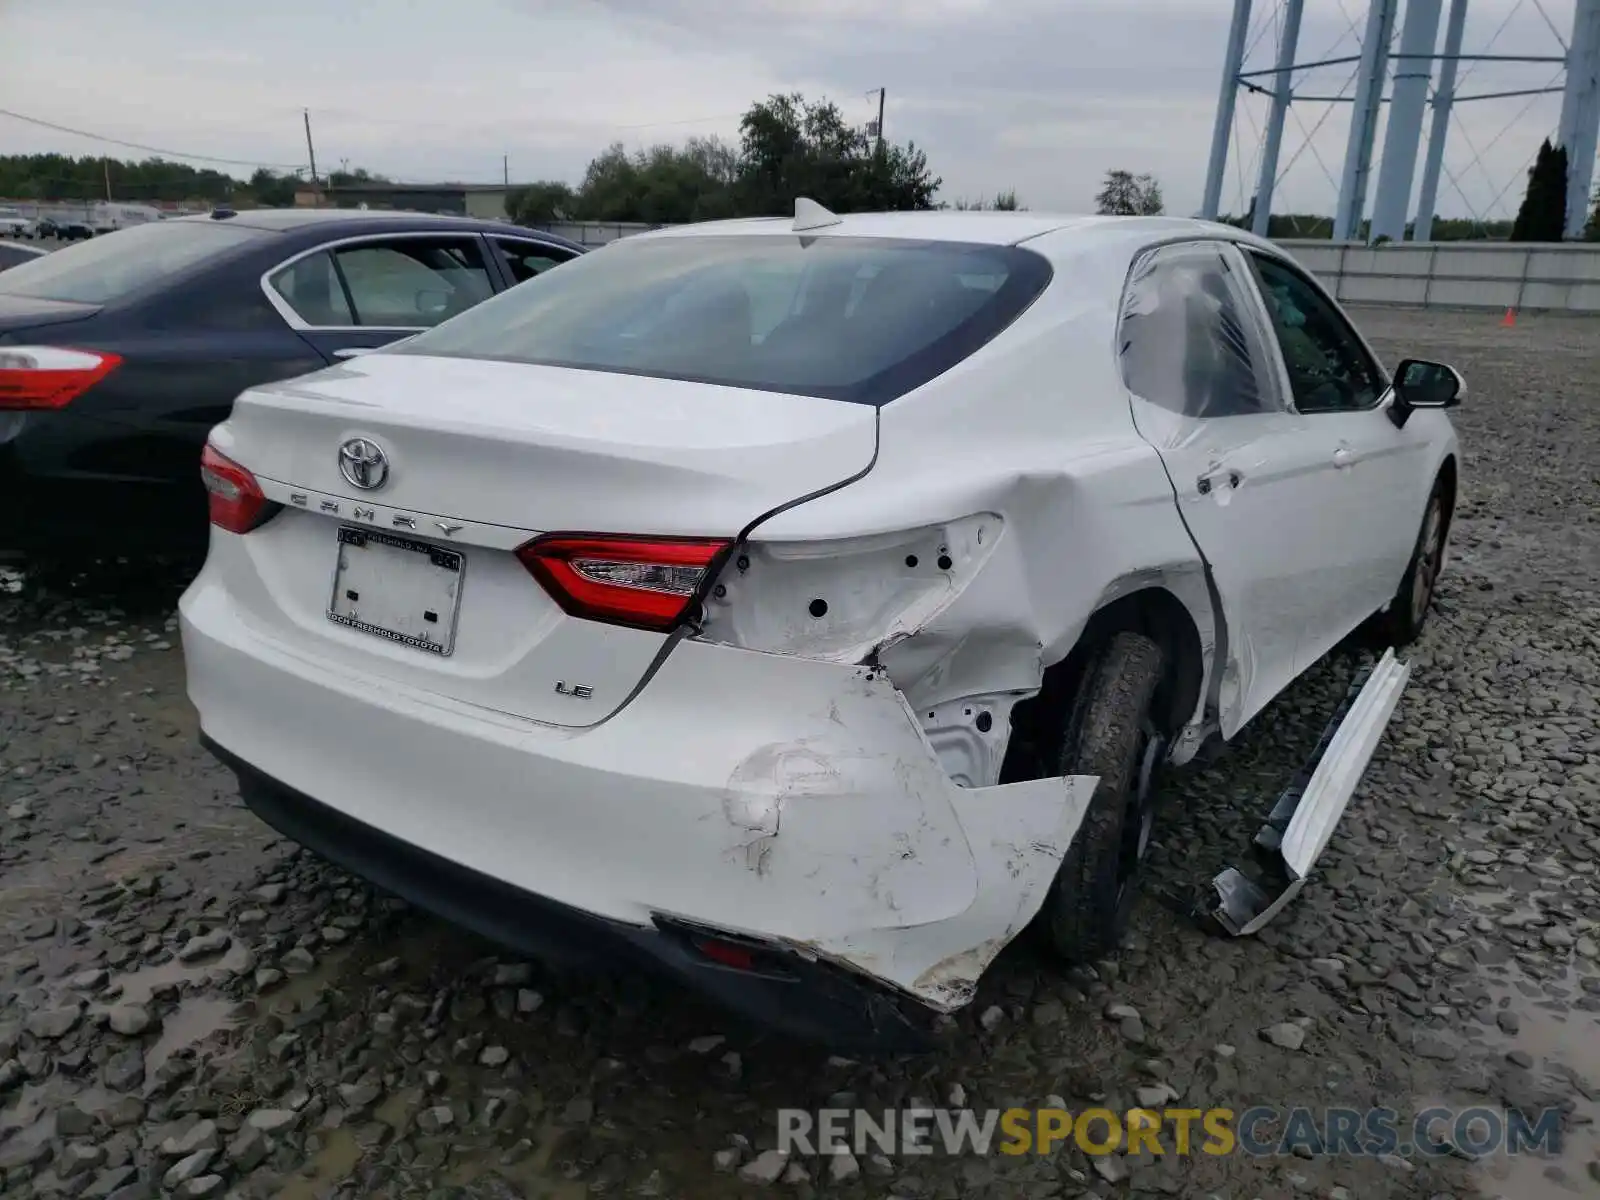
[246,169,297,208]
[1095,170,1163,216]
[0,153,240,203]
[567,138,738,224]
[732,93,940,215]
[508,181,577,224]
[1584,186,1600,241]
[1510,139,1568,242]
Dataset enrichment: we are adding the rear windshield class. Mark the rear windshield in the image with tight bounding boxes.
[394,234,1053,405]
[0,221,269,305]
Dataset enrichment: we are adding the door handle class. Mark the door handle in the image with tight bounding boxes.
[1197,470,1243,496]
[333,347,376,360]
[1332,447,1355,469]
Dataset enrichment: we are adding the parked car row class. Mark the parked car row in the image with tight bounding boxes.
[1,198,1466,1048]
[34,216,97,240]
[2,201,170,241]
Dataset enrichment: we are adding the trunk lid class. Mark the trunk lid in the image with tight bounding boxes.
[227,353,876,533]
[211,353,877,727]
[0,295,102,339]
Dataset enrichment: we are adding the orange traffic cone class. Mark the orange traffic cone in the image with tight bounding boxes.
[1501,307,1517,327]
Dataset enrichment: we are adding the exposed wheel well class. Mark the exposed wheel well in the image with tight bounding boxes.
[1000,587,1207,782]
[1436,454,1458,525]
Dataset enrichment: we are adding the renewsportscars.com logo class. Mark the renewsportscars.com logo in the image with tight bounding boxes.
[775,1105,1564,1159]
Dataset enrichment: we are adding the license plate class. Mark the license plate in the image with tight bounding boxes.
[327,527,464,656]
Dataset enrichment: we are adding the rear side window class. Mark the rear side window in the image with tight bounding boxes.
[0,221,269,304]
[395,235,1053,405]
[271,251,355,326]
[1118,242,1281,419]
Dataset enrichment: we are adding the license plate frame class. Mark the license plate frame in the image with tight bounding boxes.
[326,526,465,657]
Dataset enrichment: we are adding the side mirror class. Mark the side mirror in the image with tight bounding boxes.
[1388,358,1464,428]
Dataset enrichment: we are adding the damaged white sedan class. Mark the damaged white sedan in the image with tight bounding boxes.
[180,202,1462,1048]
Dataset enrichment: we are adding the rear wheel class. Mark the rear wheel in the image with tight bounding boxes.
[1042,631,1167,964]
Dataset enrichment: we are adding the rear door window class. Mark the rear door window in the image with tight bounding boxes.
[395,235,1053,406]
[267,237,495,329]
[1118,241,1283,418]
[334,239,493,327]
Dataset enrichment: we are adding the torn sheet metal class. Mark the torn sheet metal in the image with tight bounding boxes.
[1208,648,1412,937]
[620,644,1098,1012]
[821,772,1099,1011]
[733,266,1229,770]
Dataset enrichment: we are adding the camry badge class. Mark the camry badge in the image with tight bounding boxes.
[338,438,389,491]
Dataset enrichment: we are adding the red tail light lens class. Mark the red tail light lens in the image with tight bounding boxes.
[0,347,121,411]
[200,443,272,534]
[693,939,758,971]
[517,534,732,632]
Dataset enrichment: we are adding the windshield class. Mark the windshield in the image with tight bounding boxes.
[395,234,1053,405]
[0,221,270,305]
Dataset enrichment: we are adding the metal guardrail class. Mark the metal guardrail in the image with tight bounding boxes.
[1276,239,1600,314]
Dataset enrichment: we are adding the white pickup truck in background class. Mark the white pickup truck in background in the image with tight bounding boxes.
[90,202,164,234]
[0,207,35,237]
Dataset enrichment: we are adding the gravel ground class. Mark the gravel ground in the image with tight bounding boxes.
[2,306,1597,1200]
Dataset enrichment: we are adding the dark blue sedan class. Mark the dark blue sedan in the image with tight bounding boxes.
[0,208,583,559]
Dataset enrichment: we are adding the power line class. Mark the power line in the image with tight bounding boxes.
[0,106,305,171]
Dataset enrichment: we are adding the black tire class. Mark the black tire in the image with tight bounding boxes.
[1042,631,1166,963]
[1380,481,1448,646]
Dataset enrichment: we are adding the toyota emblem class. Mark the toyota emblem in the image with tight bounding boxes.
[338,437,389,490]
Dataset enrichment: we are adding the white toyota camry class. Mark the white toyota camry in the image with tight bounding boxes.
[180,202,1463,1047]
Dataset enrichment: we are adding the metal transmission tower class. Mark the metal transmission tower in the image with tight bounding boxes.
[1201,0,1600,242]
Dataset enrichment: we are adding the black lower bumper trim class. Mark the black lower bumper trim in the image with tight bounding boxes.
[201,735,937,1052]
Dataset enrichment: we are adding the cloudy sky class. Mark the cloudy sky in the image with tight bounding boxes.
[0,0,1580,221]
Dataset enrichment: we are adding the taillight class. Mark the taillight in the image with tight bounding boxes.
[517,534,732,632]
[0,347,121,411]
[200,443,273,534]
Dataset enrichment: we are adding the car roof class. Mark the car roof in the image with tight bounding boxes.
[165,207,585,250]
[627,209,1274,253]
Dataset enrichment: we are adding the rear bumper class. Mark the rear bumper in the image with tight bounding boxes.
[205,735,937,1049]
[180,547,1096,1038]
[0,417,203,556]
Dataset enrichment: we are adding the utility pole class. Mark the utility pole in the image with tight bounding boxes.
[503,155,509,187]
[303,109,320,200]
[103,156,112,201]
[874,88,886,158]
